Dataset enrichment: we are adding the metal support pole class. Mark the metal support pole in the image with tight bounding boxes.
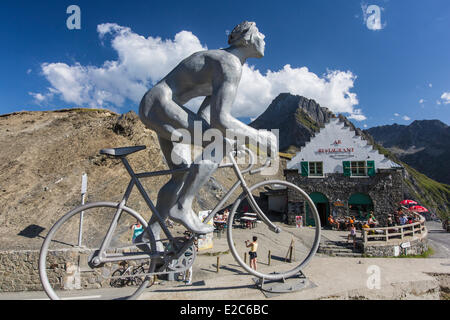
[78,173,87,247]
[216,256,220,273]
[268,250,271,266]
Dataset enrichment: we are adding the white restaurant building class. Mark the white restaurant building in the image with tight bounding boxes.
[284,117,404,227]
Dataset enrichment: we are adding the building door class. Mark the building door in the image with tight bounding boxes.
[306,192,329,227]
[348,193,374,219]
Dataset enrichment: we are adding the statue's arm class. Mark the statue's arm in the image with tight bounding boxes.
[210,79,278,156]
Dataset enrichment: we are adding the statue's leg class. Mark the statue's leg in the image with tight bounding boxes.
[167,156,218,234]
[139,86,215,235]
[148,137,190,252]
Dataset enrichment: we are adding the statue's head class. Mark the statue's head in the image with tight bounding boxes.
[228,21,265,58]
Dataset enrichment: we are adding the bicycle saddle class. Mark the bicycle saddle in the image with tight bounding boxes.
[100,145,146,157]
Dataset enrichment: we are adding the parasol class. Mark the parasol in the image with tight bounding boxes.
[400,199,418,205]
[408,205,428,213]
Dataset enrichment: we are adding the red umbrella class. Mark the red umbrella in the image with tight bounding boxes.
[409,205,428,213]
[400,199,418,205]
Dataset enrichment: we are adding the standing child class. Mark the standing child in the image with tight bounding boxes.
[131,220,144,244]
[347,224,357,248]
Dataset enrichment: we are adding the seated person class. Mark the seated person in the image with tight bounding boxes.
[362,222,373,235]
[223,209,229,221]
[327,215,336,229]
[399,215,407,225]
[387,215,394,227]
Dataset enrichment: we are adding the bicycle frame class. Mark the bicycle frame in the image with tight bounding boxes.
[93,148,278,266]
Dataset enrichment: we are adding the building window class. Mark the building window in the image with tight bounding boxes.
[343,160,375,177]
[351,161,366,176]
[309,162,323,176]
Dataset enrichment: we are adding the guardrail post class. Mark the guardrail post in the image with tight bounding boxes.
[385,229,388,242]
[401,226,404,240]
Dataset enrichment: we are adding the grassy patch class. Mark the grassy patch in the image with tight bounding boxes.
[295,109,320,132]
[198,250,230,256]
[371,141,450,221]
[395,246,435,258]
[279,152,294,160]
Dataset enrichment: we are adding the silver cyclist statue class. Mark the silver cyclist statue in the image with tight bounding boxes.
[139,21,277,245]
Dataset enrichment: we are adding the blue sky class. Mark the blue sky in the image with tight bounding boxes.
[1,0,449,128]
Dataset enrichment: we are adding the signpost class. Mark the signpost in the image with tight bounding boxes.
[401,242,410,249]
[78,173,87,247]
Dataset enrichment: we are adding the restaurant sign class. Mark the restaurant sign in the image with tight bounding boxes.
[317,147,355,153]
[317,139,354,154]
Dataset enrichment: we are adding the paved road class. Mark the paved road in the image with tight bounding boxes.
[1,256,449,300]
[426,221,450,259]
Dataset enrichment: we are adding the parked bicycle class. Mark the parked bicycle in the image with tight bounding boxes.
[110,261,147,288]
[39,145,320,300]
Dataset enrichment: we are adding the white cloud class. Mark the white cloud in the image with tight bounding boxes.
[28,92,46,104]
[428,83,432,88]
[363,124,368,128]
[35,23,363,120]
[394,113,400,117]
[441,92,450,104]
[27,69,32,74]
[437,100,442,105]
[419,99,425,104]
[402,115,411,121]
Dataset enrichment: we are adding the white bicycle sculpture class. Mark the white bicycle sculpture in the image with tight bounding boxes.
[39,145,320,300]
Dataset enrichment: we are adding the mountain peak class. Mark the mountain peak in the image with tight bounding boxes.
[250,93,337,151]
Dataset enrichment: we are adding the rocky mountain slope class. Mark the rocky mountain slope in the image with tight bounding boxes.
[366,120,450,185]
[0,109,285,250]
[250,93,450,220]
[250,93,334,152]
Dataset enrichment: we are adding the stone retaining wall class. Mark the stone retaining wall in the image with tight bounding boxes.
[0,249,145,292]
[361,233,429,257]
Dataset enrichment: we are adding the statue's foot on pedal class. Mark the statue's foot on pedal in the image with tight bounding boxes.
[169,206,214,235]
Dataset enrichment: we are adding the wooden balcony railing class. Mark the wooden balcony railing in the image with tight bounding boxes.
[361,213,426,245]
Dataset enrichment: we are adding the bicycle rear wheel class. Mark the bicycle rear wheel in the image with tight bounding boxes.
[39,202,156,300]
[227,180,321,281]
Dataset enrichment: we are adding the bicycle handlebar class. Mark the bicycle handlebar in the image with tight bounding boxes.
[218,145,274,175]
[249,158,271,175]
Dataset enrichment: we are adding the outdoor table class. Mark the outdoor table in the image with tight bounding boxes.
[213,220,227,233]
[244,213,257,217]
[240,216,257,229]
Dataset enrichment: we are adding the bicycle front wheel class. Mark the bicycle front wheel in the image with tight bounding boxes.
[39,202,156,300]
[227,180,321,281]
